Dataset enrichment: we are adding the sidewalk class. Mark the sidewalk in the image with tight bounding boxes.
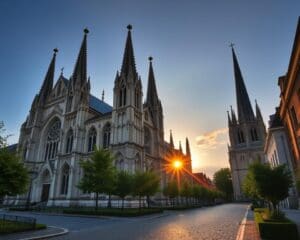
[237,207,261,240]
[284,208,300,234]
[1,226,68,240]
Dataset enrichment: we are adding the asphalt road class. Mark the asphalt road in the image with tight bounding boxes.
[6,203,248,240]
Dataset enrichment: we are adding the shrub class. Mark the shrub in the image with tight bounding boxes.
[254,208,298,240]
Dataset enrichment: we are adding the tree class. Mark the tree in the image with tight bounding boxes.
[115,170,133,209]
[213,168,233,201]
[78,148,116,210]
[243,162,293,215]
[132,171,160,209]
[180,181,193,205]
[0,122,29,202]
[163,180,179,206]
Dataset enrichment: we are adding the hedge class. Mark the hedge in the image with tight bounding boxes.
[63,208,163,217]
[0,220,46,234]
[254,209,298,240]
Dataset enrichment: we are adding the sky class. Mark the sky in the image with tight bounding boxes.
[0,0,299,178]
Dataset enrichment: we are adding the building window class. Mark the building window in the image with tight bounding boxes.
[103,123,111,149]
[144,127,151,154]
[119,85,127,107]
[250,128,258,141]
[237,129,245,144]
[88,128,97,152]
[135,89,140,108]
[44,119,61,161]
[60,164,70,195]
[66,95,73,112]
[65,129,73,153]
[290,106,299,130]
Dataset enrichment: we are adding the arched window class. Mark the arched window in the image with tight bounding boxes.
[103,123,111,149]
[135,88,140,108]
[44,119,61,161]
[60,164,70,195]
[65,129,73,153]
[237,129,245,144]
[135,154,142,171]
[144,127,151,154]
[88,128,97,152]
[250,128,258,141]
[119,85,126,107]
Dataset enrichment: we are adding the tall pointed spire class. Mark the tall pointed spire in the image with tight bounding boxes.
[179,141,183,153]
[39,48,58,104]
[185,137,191,157]
[121,25,137,78]
[72,28,89,87]
[170,130,174,148]
[146,56,159,106]
[227,110,232,126]
[255,100,263,121]
[230,105,237,125]
[231,46,255,122]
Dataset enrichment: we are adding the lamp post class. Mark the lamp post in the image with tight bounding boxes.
[26,170,38,210]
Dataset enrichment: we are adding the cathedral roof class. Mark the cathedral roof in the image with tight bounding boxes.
[89,94,112,114]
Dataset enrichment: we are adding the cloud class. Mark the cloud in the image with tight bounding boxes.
[196,128,228,150]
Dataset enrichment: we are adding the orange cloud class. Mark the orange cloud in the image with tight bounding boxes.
[196,128,228,150]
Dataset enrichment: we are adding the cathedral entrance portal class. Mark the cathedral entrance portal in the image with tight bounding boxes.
[41,184,50,202]
[40,169,51,203]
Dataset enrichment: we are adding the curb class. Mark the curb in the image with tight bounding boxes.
[18,226,68,240]
[236,206,249,240]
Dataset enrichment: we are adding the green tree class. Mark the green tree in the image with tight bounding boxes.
[213,168,233,201]
[78,148,116,210]
[143,171,160,208]
[163,180,179,206]
[0,122,29,202]
[180,181,193,205]
[115,170,133,209]
[243,162,293,214]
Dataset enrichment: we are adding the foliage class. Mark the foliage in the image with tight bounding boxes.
[163,180,179,205]
[0,122,29,200]
[132,171,160,209]
[0,220,46,234]
[114,171,133,209]
[78,148,116,210]
[254,208,298,240]
[213,168,233,200]
[243,162,293,214]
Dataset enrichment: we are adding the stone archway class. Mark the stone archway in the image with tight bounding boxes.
[40,169,51,202]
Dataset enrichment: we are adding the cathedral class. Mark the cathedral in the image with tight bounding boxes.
[228,47,266,201]
[12,25,192,206]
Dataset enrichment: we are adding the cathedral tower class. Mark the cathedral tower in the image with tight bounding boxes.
[228,46,266,200]
[111,25,144,172]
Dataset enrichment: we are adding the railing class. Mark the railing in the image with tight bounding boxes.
[0,214,36,228]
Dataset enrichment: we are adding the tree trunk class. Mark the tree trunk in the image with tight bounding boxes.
[95,192,99,211]
[122,198,124,210]
[147,195,150,208]
[107,194,112,208]
[139,196,141,211]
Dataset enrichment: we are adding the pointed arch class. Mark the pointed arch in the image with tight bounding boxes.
[65,129,74,153]
[87,127,97,152]
[60,163,70,195]
[135,153,142,171]
[144,127,151,154]
[102,122,111,149]
[41,169,51,184]
[44,118,61,161]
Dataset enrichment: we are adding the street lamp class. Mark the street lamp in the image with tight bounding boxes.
[26,170,38,210]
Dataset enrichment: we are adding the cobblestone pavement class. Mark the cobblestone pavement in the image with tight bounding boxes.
[4,203,248,240]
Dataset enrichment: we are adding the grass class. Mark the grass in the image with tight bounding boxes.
[0,220,46,234]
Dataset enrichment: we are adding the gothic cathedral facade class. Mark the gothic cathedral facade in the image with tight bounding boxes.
[12,26,192,206]
[228,47,266,200]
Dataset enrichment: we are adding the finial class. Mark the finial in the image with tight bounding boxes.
[84,28,89,34]
[148,56,153,62]
[230,105,233,110]
[60,67,64,76]
[53,48,58,54]
[102,89,105,101]
[127,24,132,30]
[229,42,235,49]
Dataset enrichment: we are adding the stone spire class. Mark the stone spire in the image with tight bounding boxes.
[231,46,255,122]
[120,25,137,79]
[255,100,263,121]
[72,28,89,87]
[230,105,237,125]
[145,56,159,107]
[186,137,191,157]
[227,110,232,126]
[170,130,174,148]
[179,141,183,153]
[39,48,58,104]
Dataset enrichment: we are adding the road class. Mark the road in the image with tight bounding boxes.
[7,203,248,240]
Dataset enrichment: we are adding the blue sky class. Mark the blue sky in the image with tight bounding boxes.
[0,0,299,177]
